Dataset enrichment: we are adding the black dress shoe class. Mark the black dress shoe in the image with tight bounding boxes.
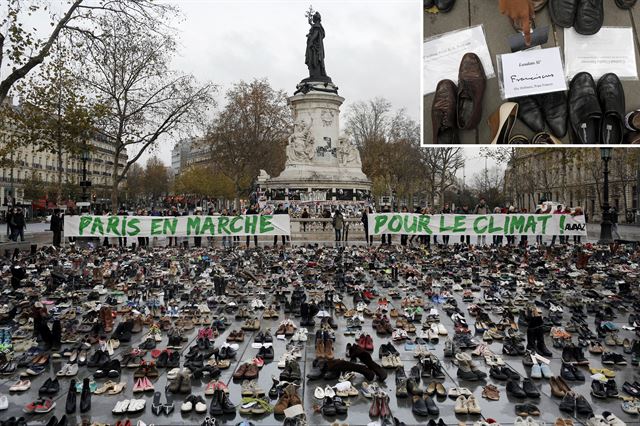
[574,0,604,35]
[435,0,455,12]
[549,0,578,27]
[569,72,602,143]
[425,0,435,7]
[615,0,637,8]
[515,97,545,133]
[597,73,625,144]
[411,395,429,416]
[538,91,568,137]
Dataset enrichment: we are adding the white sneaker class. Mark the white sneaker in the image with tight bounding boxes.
[454,395,468,414]
[0,394,8,410]
[514,417,527,426]
[525,416,541,426]
[323,385,335,398]
[603,412,626,426]
[314,386,324,399]
[586,415,609,426]
[466,395,481,414]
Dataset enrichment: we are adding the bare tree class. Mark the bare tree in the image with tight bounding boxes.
[206,79,291,208]
[0,0,174,104]
[420,148,464,207]
[79,15,215,209]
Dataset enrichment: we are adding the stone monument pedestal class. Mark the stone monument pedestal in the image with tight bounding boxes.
[259,80,371,203]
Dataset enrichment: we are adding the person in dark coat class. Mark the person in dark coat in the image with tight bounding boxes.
[50,209,63,247]
[273,204,287,247]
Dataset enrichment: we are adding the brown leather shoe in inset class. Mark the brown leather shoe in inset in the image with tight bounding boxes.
[457,53,486,130]
[431,79,458,144]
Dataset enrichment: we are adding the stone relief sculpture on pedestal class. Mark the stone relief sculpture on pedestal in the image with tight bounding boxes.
[286,118,315,165]
[337,136,362,168]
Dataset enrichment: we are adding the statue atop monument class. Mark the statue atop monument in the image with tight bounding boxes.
[304,6,331,83]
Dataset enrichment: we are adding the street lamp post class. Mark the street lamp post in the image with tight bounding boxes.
[599,148,613,244]
[81,146,90,203]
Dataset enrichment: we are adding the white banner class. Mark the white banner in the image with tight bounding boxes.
[368,213,587,236]
[64,215,291,237]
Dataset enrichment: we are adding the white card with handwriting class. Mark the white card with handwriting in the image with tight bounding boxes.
[500,47,567,98]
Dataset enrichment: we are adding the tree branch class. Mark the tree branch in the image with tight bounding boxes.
[0,0,84,104]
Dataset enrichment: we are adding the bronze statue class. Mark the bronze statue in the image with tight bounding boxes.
[304,7,331,82]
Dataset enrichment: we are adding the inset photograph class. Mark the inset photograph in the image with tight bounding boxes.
[423,0,640,144]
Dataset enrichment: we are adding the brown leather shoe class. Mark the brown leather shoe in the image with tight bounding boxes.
[457,53,486,130]
[325,338,334,360]
[244,364,259,380]
[232,363,248,380]
[273,390,290,415]
[431,79,458,143]
[315,338,325,359]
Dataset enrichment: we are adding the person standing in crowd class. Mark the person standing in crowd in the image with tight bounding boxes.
[193,209,202,247]
[519,208,528,247]
[6,207,12,239]
[550,204,563,246]
[301,208,310,232]
[380,205,392,246]
[456,205,471,246]
[362,206,373,246]
[572,207,583,244]
[400,206,408,246]
[506,206,517,246]
[332,208,344,245]
[343,211,350,242]
[441,203,451,246]
[11,207,26,242]
[273,203,287,247]
[473,198,488,246]
[322,208,331,231]
[231,209,241,246]
[611,206,620,241]
[220,208,229,248]
[115,206,128,248]
[245,204,259,247]
[492,207,503,246]
[50,209,63,247]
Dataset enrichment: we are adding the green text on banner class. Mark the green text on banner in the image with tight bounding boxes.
[64,215,291,237]
[368,213,587,236]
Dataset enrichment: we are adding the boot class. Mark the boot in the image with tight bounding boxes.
[527,315,543,351]
[102,307,113,333]
[51,319,62,351]
[300,303,309,326]
[324,336,334,359]
[326,359,375,381]
[36,319,53,349]
[347,343,388,381]
[80,377,91,413]
[315,333,325,359]
[535,324,553,357]
[65,379,76,414]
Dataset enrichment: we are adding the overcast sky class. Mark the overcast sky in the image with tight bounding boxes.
[458,147,502,185]
[154,0,421,165]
